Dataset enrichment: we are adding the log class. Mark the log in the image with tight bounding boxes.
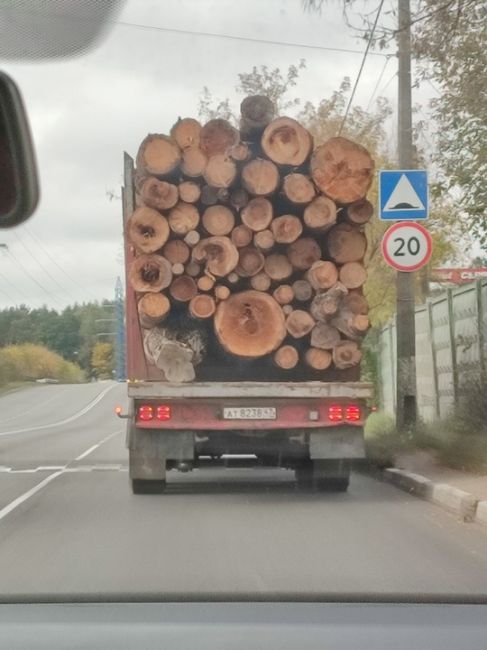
[287,238,321,270]
[310,323,341,350]
[200,185,219,206]
[310,283,348,321]
[254,229,275,252]
[342,290,369,315]
[282,173,315,205]
[237,247,265,277]
[162,239,190,265]
[331,311,370,340]
[126,207,170,254]
[240,95,275,139]
[197,274,215,292]
[180,146,207,178]
[292,279,313,302]
[250,271,271,292]
[169,275,198,302]
[185,261,201,277]
[200,118,239,156]
[192,236,239,277]
[264,254,293,281]
[184,230,201,247]
[261,117,313,166]
[129,254,173,293]
[138,293,171,328]
[273,284,294,305]
[270,215,303,244]
[168,202,200,236]
[303,195,337,231]
[178,180,201,204]
[327,223,367,263]
[339,262,367,289]
[143,327,205,382]
[332,340,362,369]
[286,310,315,338]
[274,345,299,370]
[203,154,237,188]
[305,347,332,371]
[282,304,294,316]
[231,224,253,248]
[307,260,339,291]
[229,142,251,162]
[202,205,235,236]
[171,263,185,276]
[139,178,179,211]
[310,136,374,204]
[170,117,201,149]
[189,294,216,319]
[214,290,286,357]
[217,188,231,203]
[241,158,279,196]
[346,198,374,225]
[214,285,231,301]
[241,197,273,232]
[230,188,249,211]
[136,134,181,177]
[227,272,239,284]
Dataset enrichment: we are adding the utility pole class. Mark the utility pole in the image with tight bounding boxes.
[114,276,126,382]
[396,0,417,429]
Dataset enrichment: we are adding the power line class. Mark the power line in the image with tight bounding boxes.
[366,54,392,111]
[6,250,64,308]
[338,0,386,135]
[0,269,18,304]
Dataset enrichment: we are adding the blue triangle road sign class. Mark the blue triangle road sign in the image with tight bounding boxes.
[379,170,428,221]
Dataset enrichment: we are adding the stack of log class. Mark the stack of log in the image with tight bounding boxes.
[126,95,374,382]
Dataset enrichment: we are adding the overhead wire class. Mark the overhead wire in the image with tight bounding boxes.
[6,250,65,308]
[366,54,392,111]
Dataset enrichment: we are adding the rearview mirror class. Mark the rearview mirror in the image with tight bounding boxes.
[0,71,39,228]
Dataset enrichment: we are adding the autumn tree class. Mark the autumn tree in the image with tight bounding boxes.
[90,341,114,380]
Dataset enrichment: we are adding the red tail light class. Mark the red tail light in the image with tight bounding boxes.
[138,405,153,421]
[156,405,171,421]
[328,404,343,421]
[345,405,361,421]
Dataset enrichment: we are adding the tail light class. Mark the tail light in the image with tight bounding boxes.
[138,405,153,421]
[328,404,362,422]
[345,405,361,421]
[156,405,171,421]
[328,404,343,421]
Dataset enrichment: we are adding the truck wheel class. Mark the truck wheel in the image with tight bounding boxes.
[295,460,313,490]
[295,460,350,492]
[131,479,166,494]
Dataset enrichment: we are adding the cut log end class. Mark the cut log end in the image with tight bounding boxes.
[303,195,337,231]
[287,238,322,271]
[285,310,316,339]
[346,199,374,225]
[273,284,294,305]
[282,173,316,205]
[202,205,235,236]
[264,254,293,281]
[139,178,179,211]
[197,275,215,292]
[231,224,254,248]
[292,279,313,302]
[178,180,201,204]
[339,262,367,289]
[189,294,216,319]
[250,271,271,292]
[332,341,362,369]
[138,292,171,328]
[181,147,207,178]
[184,230,201,248]
[237,247,265,277]
[136,133,181,177]
[241,198,273,232]
[327,223,367,264]
[271,215,303,244]
[126,207,170,254]
[241,159,279,197]
[307,260,339,291]
[261,117,313,166]
[203,154,237,189]
[168,202,200,236]
[162,239,190,265]
[170,117,201,150]
[129,255,173,293]
[214,285,231,301]
[305,348,332,370]
[254,229,275,252]
[240,95,275,138]
[193,236,239,277]
[274,345,299,370]
[310,323,341,350]
[169,275,198,302]
[200,118,239,157]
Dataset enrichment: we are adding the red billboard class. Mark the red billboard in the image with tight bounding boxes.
[431,268,487,284]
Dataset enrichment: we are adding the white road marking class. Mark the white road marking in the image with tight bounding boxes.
[0,383,118,437]
[74,430,121,461]
[0,471,64,522]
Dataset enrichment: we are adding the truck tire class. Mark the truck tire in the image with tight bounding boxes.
[131,479,166,494]
[295,460,350,492]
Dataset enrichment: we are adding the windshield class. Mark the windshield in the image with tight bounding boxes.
[0,0,486,601]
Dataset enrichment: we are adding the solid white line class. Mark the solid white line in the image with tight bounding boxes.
[0,471,64,522]
[74,430,121,461]
[0,383,118,437]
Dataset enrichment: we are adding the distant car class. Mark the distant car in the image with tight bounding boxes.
[35,378,59,384]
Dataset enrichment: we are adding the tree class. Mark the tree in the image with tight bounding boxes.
[90,341,114,379]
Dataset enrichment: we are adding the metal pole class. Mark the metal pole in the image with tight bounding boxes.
[115,276,126,382]
[396,0,417,429]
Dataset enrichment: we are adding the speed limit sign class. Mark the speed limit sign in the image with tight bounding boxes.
[381,221,432,272]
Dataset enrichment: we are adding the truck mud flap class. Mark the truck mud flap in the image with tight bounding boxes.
[309,426,365,460]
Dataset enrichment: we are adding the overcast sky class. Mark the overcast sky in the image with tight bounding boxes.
[0,0,408,311]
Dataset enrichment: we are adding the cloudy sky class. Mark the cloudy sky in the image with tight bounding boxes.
[0,0,408,310]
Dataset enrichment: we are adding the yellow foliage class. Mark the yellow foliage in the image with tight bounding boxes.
[0,344,85,385]
[91,342,114,379]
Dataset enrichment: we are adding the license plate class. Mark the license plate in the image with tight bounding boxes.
[222,407,277,420]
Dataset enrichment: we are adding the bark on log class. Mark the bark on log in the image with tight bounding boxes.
[197,274,215,292]
[185,261,201,277]
[310,136,374,204]
[217,188,231,203]
[170,117,201,150]
[282,173,316,205]
[184,230,201,247]
[310,283,348,321]
[126,207,170,254]
[178,180,201,204]
[264,254,293,281]
[339,261,367,289]
[261,117,313,166]
[192,236,239,277]
[292,279,313,302]
[231,224,253,248]
[230,188,249,210]
[202,205,235,236]
[331,311,370,340]
[303,195,337,231]
[240,95,275,139]
[168,202,200,236]
[271,215,303,244]
[129,255,173,293]
[162,239,190,265]
[169,275,198,302]
[181,146,207,178]
[203,154,237,188]
[250,271,271,292]
[189,294,216,319]
[139,178,179,211]
[214,285,231,301]
[327,223,367,264]
[236,247,265,277]
[274,345,299,370]
[171,263,185,276]
[273,284,294,305]
[241,197,273,231]
[287,237,321,270]
[200,185,219,206]
[305,347,332,370]
[229,142,251,162]
[332,340,362,369]
[346,199,374,225]
[310,323,341,350]
[138,292,171,328]
[200,119,239,156]
[214,290,286,358]
[342,290,369,315]
[136,134,181,177]
[241,158,279,196]
[143,327,204,382]
[286,310,316,338]
[307,260,339,291]
[254,229,275,252]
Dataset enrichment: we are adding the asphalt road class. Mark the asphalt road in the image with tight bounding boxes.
[0,381,486,598]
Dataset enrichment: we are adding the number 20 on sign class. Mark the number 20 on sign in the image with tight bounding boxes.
[381,221,432,272]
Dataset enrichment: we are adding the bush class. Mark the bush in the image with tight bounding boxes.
[364,412,405,467]
[0,344,85,385]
